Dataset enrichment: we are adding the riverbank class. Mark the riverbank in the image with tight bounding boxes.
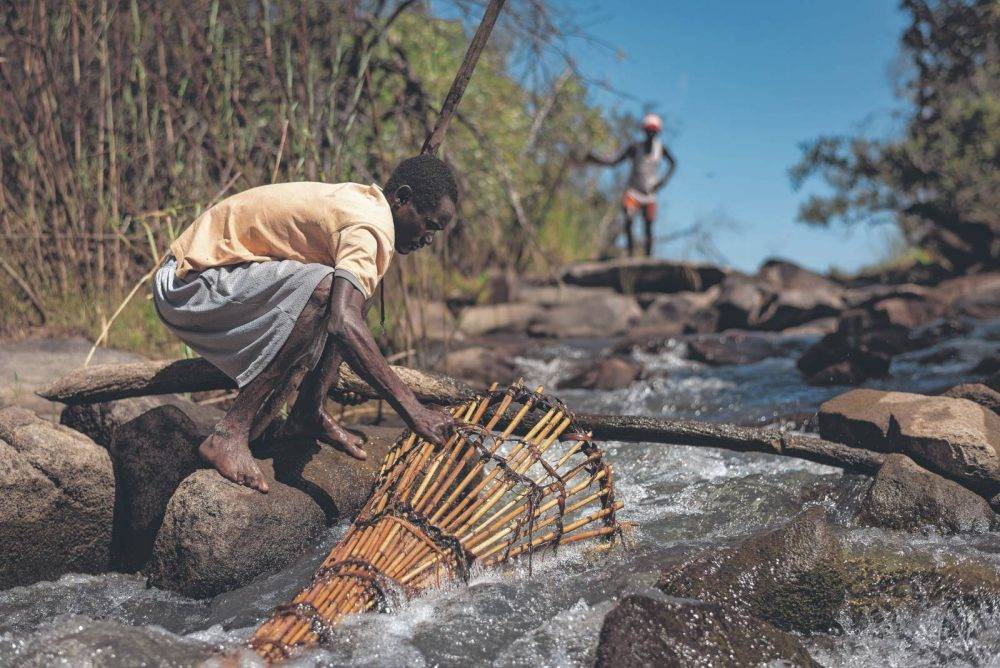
[0,256,997,666]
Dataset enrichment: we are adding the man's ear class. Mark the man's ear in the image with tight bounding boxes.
[394,184,412,206]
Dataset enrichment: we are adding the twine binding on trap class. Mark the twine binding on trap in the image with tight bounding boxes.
[248,381,623,663]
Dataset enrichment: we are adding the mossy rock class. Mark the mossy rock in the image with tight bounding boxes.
[658,507,847,634]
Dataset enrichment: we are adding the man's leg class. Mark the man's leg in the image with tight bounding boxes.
[283,306,367,459]
[643,205,656,257]
[198,275,331,492]
[623,208,637,257]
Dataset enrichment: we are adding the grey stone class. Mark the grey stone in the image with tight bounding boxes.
[0,407,115,588]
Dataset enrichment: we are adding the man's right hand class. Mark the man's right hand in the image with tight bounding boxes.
[408,405,455,446]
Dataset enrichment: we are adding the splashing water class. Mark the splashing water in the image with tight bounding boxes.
[1,322,997,667]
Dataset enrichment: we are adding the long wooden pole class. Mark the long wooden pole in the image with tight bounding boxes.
[37,357,889,477]
[421,0,507,156]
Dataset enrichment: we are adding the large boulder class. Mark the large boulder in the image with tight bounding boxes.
[109,405,209,571]
[528,293,641,338]
[941,383,1000,415]
[714,276,769,330]
[456,302,543,337]
[435,344,523,386]
[594,594,819,668]
[400,300,457,342]
[558,355,643,390]
[857,454,999,534]
[145,425,397,598]
[818,389,1000,496]
[797,331,892,385]
[756,258,840,293]
[638,287,720,332]
[61,395,222,449]
[0,407,115,588]
[562,257,726,294]
[936,271,1000,321]
[658,507,845,634]
[751,288,845,331]
[685,332,795,366]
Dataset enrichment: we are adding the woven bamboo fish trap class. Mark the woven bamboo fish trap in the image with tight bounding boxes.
[248,382,623,663]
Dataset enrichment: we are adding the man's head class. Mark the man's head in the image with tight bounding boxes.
[384,155,459,254]
[642,113,662,140]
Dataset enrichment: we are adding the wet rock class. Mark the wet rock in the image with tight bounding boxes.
[0,407,114,588]
[611,324,683,354]
[752,288,845,331]
[528,293,641,338]
[61,395,222,449]
[436,344,522,386]
[639,287,720,332]
[145,426,397,598]
[941,383,1000,414]
[562,257,727,293]
[857,454,999,534]
[456,303,543,337]
[657,507,845,634]
[686,332,794,366]
[819,389,1000,495]
[714,275,769,330]
[558,356,642,390]
[841,548,1000,626]
[594,594,819,668]
[797,331,892,385]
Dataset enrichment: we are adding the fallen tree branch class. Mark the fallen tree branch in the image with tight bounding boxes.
[38,357,480,407]
[38,357,886,477]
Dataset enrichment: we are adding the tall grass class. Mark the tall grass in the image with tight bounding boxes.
[0,0,617,357]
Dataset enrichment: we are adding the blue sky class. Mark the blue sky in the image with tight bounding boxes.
[555,0,910,273]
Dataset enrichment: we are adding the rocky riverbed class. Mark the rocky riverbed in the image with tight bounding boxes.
[0,257,997,667]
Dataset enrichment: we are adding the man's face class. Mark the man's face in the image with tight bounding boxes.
[391,187,456,255]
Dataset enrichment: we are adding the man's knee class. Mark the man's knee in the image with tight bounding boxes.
[310,275,333,306]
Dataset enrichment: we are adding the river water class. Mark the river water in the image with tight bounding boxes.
[1,320,997,667]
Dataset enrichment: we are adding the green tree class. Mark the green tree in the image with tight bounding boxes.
[790,0,999,274]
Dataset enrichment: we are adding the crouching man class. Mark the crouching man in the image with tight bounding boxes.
[153,155,458,493]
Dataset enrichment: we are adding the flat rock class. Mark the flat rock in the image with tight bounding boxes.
[562,257,727,293]
[0,407,115,588]
[857,454,998,534]
[435,344,522,386]
[638,287,720,331]
[528,293,641,338]
[456,302,543,337]
[400,300,457,342]
[752,287,844,331]
[145,425,398,598]
[0,337,145,421]
[941,383,1000,414]
[594,594,819,668]
[686,331,794,366]
[657,507,845,634]
[558,355,642,390]
[819,389,1000,495]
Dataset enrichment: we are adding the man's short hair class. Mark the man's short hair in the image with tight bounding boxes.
[385,154,459,213]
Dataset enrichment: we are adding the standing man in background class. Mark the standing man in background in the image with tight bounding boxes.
[586,113,677,257]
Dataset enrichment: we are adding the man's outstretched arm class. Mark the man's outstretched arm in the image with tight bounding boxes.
[326,276,454,445]
[585,144,633,167]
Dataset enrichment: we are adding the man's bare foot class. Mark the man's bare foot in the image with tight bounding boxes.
[198,432,270,493]
[284,410,367,460]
